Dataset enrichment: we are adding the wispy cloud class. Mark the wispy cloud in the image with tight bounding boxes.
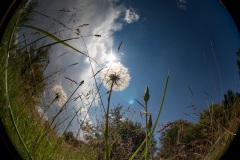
[176,0,187,10]
[123,8,140,24]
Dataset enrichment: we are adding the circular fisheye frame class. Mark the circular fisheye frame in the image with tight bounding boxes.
[0,0,240,159]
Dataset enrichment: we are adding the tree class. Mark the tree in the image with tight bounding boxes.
[158,120,212,160]
[157,89,240,160]
[84,105,157,159]
[109,105,148,159]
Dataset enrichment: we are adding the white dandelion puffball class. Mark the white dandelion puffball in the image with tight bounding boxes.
[101,63,130,91]
[51,84,67,107]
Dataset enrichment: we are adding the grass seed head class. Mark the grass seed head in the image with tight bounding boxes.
[144,86,150,103]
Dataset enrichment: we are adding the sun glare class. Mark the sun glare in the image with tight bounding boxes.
[106,53,116,63]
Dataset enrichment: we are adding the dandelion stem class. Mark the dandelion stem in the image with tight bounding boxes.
[105,81,114,160]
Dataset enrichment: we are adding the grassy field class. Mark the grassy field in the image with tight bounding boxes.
[0,2,99,159]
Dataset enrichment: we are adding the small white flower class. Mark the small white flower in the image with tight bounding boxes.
[101,63,130,91]
[51,84,67,107]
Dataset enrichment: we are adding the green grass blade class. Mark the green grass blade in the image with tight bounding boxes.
[128,138,146,160]
[149,72,169,141]
[108,134,122,157]
[20,25,89,57]
[139,147,147,160]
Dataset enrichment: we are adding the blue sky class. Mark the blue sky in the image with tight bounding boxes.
[26,0,240,136]
[109,0,240,125]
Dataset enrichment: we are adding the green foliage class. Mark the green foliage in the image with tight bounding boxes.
[158,90,240,160]
[84,105,157,159]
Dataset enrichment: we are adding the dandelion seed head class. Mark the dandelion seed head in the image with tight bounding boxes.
[51,84,67,107]
[101,63,130,91]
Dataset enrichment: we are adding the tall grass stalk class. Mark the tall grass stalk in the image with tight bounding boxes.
[79,30,106,123]
[148,72,169,144]
[35,96,58,125]
[20,25,89,58]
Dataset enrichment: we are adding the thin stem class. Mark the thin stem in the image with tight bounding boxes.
[48,106,82,159]
[80,33,106,123]
[105,81,114,160]
[49,81,84,126]
[35,96,57,126]
[145,101,148,160]
[210,41,223,98]
[32,81,84,151]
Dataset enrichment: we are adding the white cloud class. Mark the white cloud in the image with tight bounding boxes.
[123,8,140,24]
